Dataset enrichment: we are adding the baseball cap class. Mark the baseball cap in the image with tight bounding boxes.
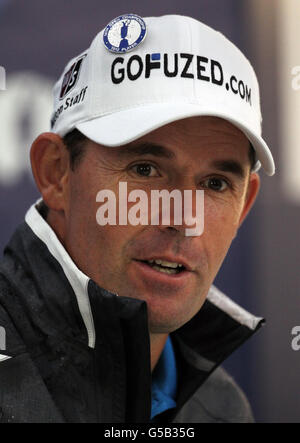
[51,14,275,175]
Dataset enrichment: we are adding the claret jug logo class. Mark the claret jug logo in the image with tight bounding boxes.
[103,14,147,54]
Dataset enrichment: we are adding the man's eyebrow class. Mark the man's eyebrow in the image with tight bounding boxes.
[210,159,247,179]
[118,143,176,159]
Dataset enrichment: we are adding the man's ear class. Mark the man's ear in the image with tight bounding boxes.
[238,172,260,228]
[30,132,70,212]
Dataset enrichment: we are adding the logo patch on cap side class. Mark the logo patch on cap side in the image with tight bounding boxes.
[103,14,147,54]
[59,54,86,100]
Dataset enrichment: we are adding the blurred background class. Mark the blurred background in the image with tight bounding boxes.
[0,0,299,422]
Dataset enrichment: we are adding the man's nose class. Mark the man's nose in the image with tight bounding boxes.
[153,178,204,237]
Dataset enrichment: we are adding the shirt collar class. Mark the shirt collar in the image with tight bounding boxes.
[151,335,177,419]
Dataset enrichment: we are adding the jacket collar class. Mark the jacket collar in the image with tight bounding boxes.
[25,200,96,348]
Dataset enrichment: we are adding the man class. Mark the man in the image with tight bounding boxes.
[0,14,275,423]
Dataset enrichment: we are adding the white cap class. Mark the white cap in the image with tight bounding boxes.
[51,14,275,175]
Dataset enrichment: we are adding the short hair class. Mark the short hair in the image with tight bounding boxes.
[63,129,88,170]
[63,128,257,171]
[248,143,256,171]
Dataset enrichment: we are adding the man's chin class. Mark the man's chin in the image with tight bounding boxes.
[147,308,196,334]
[135,290,205,335]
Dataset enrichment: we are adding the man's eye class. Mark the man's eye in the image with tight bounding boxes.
[131,164,159,177]
[203,177,229,192]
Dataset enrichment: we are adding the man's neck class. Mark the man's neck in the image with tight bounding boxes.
[150,333,168,371]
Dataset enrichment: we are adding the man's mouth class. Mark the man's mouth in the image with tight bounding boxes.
[139,259,186,275]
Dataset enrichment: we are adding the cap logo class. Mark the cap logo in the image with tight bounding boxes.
[103,14,147,53]
[59,54,86,100]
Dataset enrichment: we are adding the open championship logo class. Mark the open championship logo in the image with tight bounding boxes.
[103,14,147,54]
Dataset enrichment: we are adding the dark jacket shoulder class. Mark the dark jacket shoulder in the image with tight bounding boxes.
[0,273,26,355]
[173,366,254,423]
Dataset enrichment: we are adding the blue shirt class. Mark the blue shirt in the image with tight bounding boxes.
[151,336,178,419]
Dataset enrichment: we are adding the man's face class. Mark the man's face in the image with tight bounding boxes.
[63,117,258,334]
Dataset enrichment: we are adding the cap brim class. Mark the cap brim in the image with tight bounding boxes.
[76,103,275,176]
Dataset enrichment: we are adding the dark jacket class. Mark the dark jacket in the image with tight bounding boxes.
[0,203,263,423]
